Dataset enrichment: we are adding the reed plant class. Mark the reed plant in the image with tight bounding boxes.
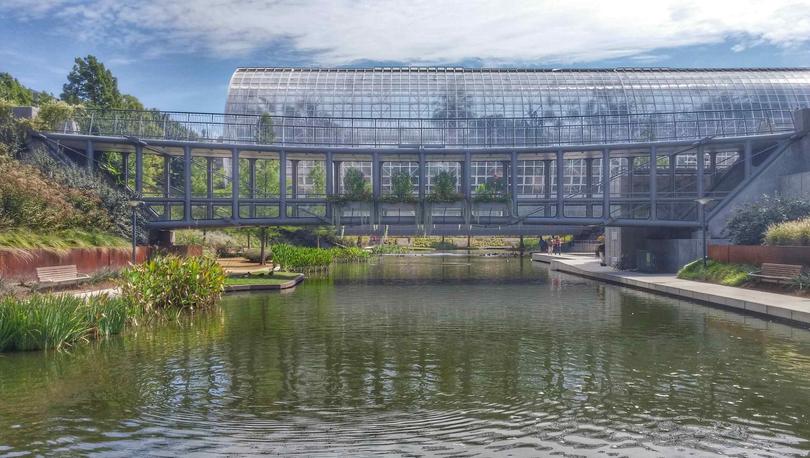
[0,294,129,352]
[764,217,810,246]
[119,255,226,317]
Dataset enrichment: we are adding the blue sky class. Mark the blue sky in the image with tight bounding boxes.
[2,0,810,113]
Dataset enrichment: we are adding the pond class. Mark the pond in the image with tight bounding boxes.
[2,256,810,456]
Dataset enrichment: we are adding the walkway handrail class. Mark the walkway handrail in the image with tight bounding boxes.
[41,107,796,149]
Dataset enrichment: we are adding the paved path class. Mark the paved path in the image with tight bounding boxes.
[532,253,810,326]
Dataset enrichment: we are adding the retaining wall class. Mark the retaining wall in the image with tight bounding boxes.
[708,245,810,267]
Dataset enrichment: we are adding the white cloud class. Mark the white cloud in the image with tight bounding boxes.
[3,0,810,64]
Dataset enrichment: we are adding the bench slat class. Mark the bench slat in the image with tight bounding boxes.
[35,265,88,286]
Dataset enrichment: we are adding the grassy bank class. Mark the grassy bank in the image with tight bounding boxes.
[0,229,128,249]
[225,271,301,286]
[677,260,756,287]
[0,255,225,353]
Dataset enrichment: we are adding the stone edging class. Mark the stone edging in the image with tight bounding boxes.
[531,253,810,327]
[224,274,305,293]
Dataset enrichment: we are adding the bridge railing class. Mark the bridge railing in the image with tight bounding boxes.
[45,107,796,148]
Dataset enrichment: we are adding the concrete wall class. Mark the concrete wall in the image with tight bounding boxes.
[709,109,810,239]
[604,226,698,272]
[780,171,810,199]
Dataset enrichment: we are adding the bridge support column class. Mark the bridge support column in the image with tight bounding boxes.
[510,151,518,216]
[122,152,130,187]
[86,140,94,173]
[135,144,143,195]
[334,160,342,194]
[463,151,471,224]
[602,149,610,220]
[744,140,752,178]
[325,152,333,218]
[206,157,213,219]
[556,150,564,219]
[650,146,657,221]
[544,159,552,216]
[291,159,299,217]
[696,144,705,226]
[163,155,171,219]
[585,157,594,218]
[248,158,256,218]
[183,146,192,223]
[231,148,239,222]
[627,157,634,197]
[418,151,426,201]
[279,150,287,219]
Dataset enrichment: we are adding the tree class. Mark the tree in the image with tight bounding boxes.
[308,162,326,195]
[61,55,123,110]
[255,112,274,144]
[0,73,54,106]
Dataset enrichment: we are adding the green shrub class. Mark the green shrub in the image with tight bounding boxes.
[381,170,416,203]
[270,244,334,271]
[120,256,225,316]
[244,248,270,263]
[727,195,810,245]
[0,294,129,352]
[791,272,810,292]
[427,170,463,203]
[764,217,810,246]
[342,167,371,201]
[332,246,371,262]
[677,260,756,287]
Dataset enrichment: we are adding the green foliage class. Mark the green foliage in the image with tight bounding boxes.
[0,100,29,157]
[0,229,127,249]
[383,170,415,202]
[31,100,82,132]
[764,217,810,246]
[677,260,756,287]
[332,246,371,262]
[428,170,463,203]
[308,162,326,195]
[726,195,810,245]
[342,167,371,201]
[791,272,810,292]
[255,112,275,144]
[0,72,54,106]
[61,55,127,110]
[270,244,334,271]
[472,236,510,248]
[120,256,226,317]
[370,243,407,255]
[473,177,509,203]
[0,294,129,352]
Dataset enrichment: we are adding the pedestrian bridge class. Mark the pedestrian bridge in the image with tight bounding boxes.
[33,107,807,235]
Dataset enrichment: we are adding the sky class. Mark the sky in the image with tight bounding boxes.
[2,0,810,113]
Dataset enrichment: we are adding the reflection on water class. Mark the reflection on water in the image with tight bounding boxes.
[2,256,810,456]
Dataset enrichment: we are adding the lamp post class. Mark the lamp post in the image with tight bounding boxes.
[695,197,717,267]
[128,199,143,264]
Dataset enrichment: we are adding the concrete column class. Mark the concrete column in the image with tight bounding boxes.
[86,140,94,172]
[650,146,657,221]
[183,145,192,222]
[279,150,287,218]
[602,149,610,220]
[231,148,239,221]
[135,144,143,195]
[556,150,564,218]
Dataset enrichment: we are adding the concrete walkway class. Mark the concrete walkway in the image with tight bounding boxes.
[531,253,810,326]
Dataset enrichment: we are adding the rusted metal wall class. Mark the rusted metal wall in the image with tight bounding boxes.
[709,245,810,267]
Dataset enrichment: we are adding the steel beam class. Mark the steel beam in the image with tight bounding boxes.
[602,148,610,219]
[206,157,214,219]
[556,150,564,218]
[418,150,426,200]
[510,151,518,214]
[649,146,657,221]
[183,145,192,222]
[231,148,239,221]
[279,150,287,218]
[135,144,143,194]
[372,152,381,199]
[122,152,130,186]
[86,140,94,172]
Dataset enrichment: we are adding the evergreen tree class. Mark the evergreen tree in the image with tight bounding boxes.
[61,55,123,109]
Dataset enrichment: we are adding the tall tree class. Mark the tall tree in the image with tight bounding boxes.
[0,73,54,106]
[61,55,122,109]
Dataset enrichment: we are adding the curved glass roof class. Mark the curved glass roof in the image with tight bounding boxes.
[226,67,810,118]
[224,68,810,147]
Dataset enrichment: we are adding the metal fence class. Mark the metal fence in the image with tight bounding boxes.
[47,108,796,148]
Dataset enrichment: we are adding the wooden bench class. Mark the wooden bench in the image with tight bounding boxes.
[36,265,90,288]
[748,263,804,284]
